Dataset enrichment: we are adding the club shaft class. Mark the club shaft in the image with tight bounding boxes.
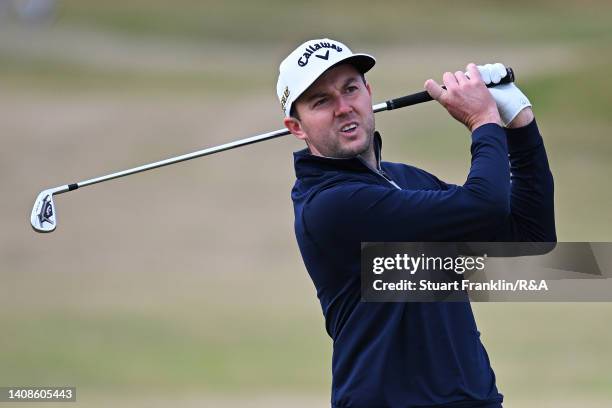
[72,127,291,191]
[54,67,514,195]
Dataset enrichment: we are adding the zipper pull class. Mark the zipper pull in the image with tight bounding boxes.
[379,169,401,190]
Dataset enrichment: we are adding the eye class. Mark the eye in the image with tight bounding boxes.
[313,98,327,108]
[345,85,359,93]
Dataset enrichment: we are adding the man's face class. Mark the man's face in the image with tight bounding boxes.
[285,64,375,160]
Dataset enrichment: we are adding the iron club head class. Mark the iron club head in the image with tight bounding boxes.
[31,189,58,233]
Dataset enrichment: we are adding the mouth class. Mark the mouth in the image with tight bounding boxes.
[339,122,359,136]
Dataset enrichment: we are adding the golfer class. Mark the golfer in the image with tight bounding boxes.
[278,38,555,407]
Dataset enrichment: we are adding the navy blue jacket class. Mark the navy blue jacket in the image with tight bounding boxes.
[291,120,555,408]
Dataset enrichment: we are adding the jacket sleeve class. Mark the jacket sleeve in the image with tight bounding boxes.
[302,123,512,243]
[493,118,556,242]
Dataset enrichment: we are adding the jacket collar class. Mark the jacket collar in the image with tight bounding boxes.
[293,131,383,179]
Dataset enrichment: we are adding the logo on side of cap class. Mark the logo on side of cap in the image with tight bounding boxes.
[280,86,290,114]
[297,41,343,67]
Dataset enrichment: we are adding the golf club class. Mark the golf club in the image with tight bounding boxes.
[30,68,515,233]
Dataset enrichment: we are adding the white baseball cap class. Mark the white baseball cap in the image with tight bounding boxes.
[276,38,376,117]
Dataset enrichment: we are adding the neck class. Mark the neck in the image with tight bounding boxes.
[358,147,378,170]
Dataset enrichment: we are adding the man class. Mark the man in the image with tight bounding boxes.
[278,38,555,407]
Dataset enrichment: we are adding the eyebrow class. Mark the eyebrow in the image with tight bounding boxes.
[303,76,360,103]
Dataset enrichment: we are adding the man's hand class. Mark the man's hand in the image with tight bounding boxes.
[425,63,502,131]
[477,63,533,128]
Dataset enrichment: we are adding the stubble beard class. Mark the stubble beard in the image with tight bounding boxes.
[326,113,376,159]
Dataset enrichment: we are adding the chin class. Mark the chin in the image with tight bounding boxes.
[351,135,372,154]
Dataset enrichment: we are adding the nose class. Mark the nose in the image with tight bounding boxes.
[335,95,353,116]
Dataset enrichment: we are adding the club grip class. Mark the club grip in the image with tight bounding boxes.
[385,67,515,111]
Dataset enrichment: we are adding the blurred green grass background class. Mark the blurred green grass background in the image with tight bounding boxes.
[1,1,611,407]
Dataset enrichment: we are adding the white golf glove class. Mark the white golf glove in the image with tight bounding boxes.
[477,63,531,126]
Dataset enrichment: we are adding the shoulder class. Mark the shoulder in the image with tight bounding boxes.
[305,179,371,213]
[299,178,388,232]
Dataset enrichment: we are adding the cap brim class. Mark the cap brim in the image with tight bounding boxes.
[338,53,376,75]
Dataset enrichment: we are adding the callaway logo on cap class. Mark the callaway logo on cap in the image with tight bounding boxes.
[276,38,376,117]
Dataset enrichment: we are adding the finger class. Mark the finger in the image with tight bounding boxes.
[477,64,492,85]
[466,63,483,84]
[455,70,469,86]
[424,79,445,102]
[492,62,506,83]
[442,71,458,91]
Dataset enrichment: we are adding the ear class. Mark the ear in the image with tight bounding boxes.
[284,117,307,141]
[365,81,372,97]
